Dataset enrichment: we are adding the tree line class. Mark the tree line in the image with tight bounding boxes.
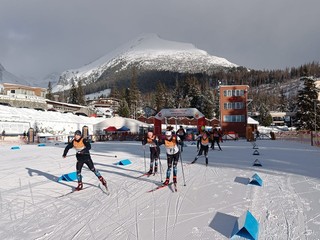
[47,62,320,130]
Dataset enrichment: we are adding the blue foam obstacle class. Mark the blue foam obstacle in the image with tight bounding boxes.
[38,143,46,147]
[117,159,132,166]
[231,210,259,240]
[11,146,20,150]
[57,171,78,182]
[249,173,263,186]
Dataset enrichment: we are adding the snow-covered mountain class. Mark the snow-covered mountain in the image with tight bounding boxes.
[53,33,239,92]
[0,63,31,86]
[41,72,61,88]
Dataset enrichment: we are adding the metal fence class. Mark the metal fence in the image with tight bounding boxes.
[274,131,320,147]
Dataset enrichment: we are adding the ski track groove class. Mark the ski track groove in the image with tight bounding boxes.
[62,188,135,238]
[277,182,291,240]
[152,190,156,240]
[135,201,139,240]
[2,170,154,240]
[41,185,111,239]
[165,190,173,240]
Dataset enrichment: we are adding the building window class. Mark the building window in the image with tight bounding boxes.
[11,90,15,93]
[223,102,244,109]
[223,89,245,97]
[223,115,245,122]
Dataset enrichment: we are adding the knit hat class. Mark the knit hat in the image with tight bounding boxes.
[165,131,172,137]
[74,130,82,136]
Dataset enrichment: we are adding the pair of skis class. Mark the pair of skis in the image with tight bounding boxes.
[137,171,158,178]
[58,182,110,198]
[138,172,178,192]
[147,182,177,192]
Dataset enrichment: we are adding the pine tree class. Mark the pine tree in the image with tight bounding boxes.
[68,80,78,104]
[77,80,85,105]
[258,104,273,126]
[154,82,167,112]
[118,99,130,117]
[185,76,202,110]
[278,89,289,112]
[295,77,320,130]
[109,86,120,99]
[46,81,54,100]
[127,68,142,118]
[201,87,215,119]
[172,78,190,108]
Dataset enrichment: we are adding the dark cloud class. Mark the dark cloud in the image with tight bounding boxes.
[0,0,319,79]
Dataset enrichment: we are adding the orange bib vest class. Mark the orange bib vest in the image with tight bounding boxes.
[73,138,85,151]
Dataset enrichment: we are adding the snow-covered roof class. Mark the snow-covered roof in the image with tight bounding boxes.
[247,116,259,125]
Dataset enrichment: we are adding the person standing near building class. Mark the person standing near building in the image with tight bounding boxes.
[176,125,186,152]
[158,131,181,186]
[211,128,222,151]
[142,131,160,175]
[1,129,5,140]
[191,128,211,166]
[62,130,107,191]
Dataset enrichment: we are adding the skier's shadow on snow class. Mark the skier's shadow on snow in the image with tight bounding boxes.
[95,162,142,174]
[25,167,73,188]
[209,212,237,238]
[94,162,163,184]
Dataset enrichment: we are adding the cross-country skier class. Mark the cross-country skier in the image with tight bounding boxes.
[158,131,181,185]
[62,130,107,191]
[142,131,160,174]
[210,128,222,151]
[191,128,210,166]
[176,125,186,152]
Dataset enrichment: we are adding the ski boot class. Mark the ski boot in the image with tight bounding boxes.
[163,178,170,185]
[98,176,107,187]
[173,176,178,191]
[173,176,177,184]
[147,169,153,175]
[154,166,158,173]
[75,181,83,191]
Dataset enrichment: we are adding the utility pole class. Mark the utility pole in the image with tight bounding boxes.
[312,99,317,146]
[314,100,317,146]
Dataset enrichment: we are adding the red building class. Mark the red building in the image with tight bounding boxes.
[219,85,249,138]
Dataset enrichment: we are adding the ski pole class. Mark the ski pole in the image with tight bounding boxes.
[90,153,117,158]
[143,147,146,172]
[179,146,186,186]
[158,154,163,182]
[65,154,76,158]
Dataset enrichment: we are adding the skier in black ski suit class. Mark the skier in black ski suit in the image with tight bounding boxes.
[158,131,181,185]
[176,125,186,152]
[142,131,160,174]
[191,128,210,166]
[62,130,107,191]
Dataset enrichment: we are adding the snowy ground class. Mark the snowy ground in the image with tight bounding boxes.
[0,139,319,240]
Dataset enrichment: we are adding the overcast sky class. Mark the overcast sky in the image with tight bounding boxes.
[1,0,320,80]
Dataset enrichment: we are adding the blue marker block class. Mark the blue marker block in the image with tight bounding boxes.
[57,171,78,182]
[249,173,263,186]
[38,143,46,147]
[117,159,132,166]
[231,210,259,240]
[11,146,20,150]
